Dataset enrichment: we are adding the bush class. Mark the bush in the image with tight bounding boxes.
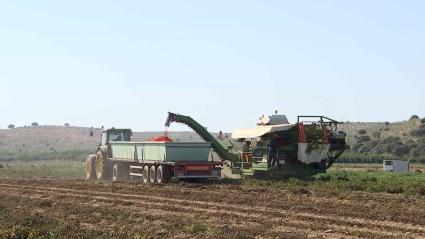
[356,143,375,154]
[64,123,70,127]
[383,136,401,144]
[358,129,367,135]
[7,124,15,129]
[31,122,39,127]
[410,145,425,158]
[411,128,425,137]
[372,131,381,138]
[356,135,370,143]
[392,145,410,156]
[421,118,425,124]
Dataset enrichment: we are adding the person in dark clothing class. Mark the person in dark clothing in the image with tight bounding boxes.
[268,136,278,167]
[242,140,252,152]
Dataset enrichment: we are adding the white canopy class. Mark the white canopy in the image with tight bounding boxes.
[231,124,295,139]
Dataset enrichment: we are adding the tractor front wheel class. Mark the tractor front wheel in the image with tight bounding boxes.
[85,154,96,180]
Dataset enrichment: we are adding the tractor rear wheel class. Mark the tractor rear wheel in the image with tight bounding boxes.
[96,150,112,180]
[85,154,96,180]
[142,165,150,183]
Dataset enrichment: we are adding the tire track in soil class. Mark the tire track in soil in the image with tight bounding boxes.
[1,183,424,239]
[2,183,424,234]
[18,179,425,226]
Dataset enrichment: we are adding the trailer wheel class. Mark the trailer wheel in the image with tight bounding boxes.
[149,166,157,183]
[85,154,96,180]
[112,164,119,181]
[142,165,150,183]
[96,150,112,180]
[156,166,164,183]
[156,165,171,184]
[112,163,129,182]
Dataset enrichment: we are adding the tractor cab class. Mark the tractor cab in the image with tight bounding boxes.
[100,128,132,146]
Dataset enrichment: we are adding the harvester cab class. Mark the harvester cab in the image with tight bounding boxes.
[99,128,132,146]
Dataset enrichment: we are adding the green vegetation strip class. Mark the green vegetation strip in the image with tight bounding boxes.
[244,171,425,196]
[0,160,85,178]
[1,160,424,196]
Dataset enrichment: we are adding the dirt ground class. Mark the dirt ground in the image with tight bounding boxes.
[0,178,424,239]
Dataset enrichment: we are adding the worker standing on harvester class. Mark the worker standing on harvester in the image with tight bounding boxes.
[242,140,251,152]
[242,140,252,169]
[268,136,278,167]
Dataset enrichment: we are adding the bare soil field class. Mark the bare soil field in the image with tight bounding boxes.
[1,178,424,239]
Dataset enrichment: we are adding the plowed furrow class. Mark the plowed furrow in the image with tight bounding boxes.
[1,183,423,238]
[1,189,354,239]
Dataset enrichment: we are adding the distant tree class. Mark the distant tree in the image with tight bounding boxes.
[384,122,390,126]
[7,124,15,129]
[410,115,420,121]
[358,129,367,135]
[421,118,425,124]
[31,122,39,127]
[410,144,425,158]
[64,123,70,127]
[393,145,410,157]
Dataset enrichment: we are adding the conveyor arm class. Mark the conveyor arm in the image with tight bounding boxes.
[165,112,240,164]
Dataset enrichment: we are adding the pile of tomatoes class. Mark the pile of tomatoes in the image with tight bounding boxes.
[148,135,173,142]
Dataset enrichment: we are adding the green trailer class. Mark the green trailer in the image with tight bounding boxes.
[110,142,212,162]
[85,128,222,183]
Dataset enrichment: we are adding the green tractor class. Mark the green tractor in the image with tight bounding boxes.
[86,128,132,180]
[166,112,349,177]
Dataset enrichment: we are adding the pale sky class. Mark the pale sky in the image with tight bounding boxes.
[0,1,424,132]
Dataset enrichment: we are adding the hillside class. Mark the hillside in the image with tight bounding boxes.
[339,117,425,163]
[1,117,425,163]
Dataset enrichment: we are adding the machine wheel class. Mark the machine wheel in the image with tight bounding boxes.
[85,154,96,180]
[156,165,171,184]
[96,150,112,180]
[112,163,130,182]
[149,166,157,183]
[142,165,150,183]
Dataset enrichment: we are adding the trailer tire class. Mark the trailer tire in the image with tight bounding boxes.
[156,165,171,184]
[96,150,112,180]
[112,163,129,182]
[156,165,164,184]
[149,166,157,183]
[85,154,96,180]
[142,165,150,183]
